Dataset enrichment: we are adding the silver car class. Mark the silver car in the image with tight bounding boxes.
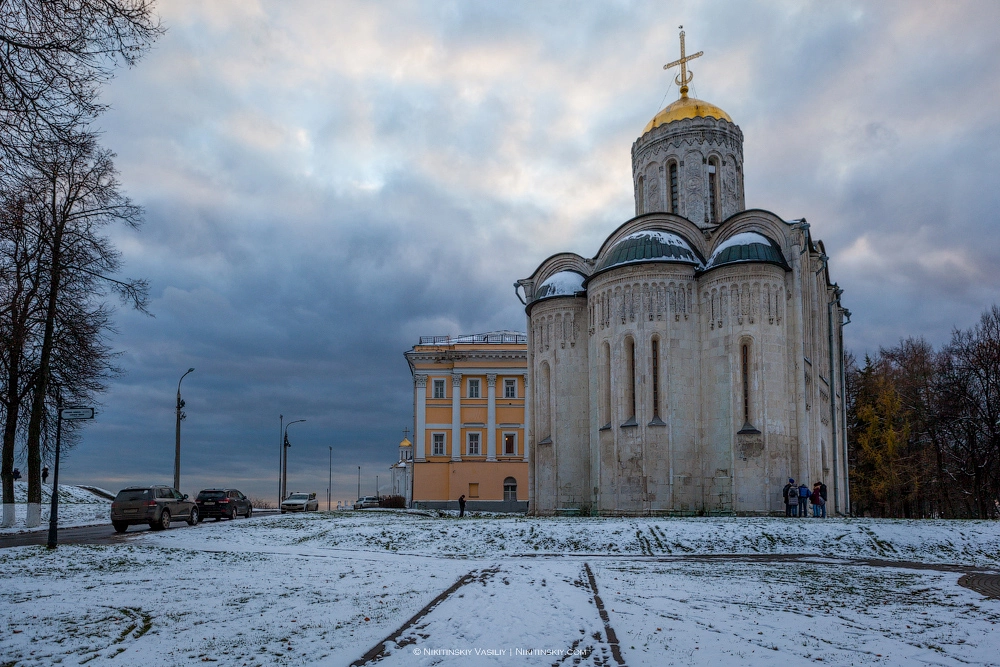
[280,492,318,513]
[353,495,380,509]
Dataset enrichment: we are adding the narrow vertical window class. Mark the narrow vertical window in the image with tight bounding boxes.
[468,379,480,398]
[601,342,611,428]
[433,379,445,399]
[669,162,679,213]
[651,338,660,420]
[539,362,551,441]
[742,343,750,424]
[708,158,720,224]
[623,337,636,424]
[637,176,645,215]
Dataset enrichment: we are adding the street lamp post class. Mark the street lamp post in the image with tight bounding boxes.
[282,419,306,500]
[174,368,195,491]
[277,415,283,508]
[328,446,332,511]
[357,466,360,503]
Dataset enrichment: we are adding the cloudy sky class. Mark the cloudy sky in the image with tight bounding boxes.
[49,0,1000,503]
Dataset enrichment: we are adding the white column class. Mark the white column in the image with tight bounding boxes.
[522,373,530,462]
[414,374,427,461]
[451,373,463,461]
[486,373,497,461]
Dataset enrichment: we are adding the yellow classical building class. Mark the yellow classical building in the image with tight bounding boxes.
[405,331,528,512]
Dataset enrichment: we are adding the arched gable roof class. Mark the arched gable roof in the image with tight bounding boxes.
[593,212,708,260]
[709,208,795,260]
[519,252,592,304]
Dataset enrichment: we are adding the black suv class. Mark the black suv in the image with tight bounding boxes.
[196,488,252,520]
[110,486,199,532]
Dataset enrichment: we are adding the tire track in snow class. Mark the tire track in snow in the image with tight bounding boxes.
[352,562,628,665]
[351,566,500,665]
[582,562,626,666]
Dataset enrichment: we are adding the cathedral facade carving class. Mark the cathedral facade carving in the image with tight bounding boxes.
[517,43,850,516]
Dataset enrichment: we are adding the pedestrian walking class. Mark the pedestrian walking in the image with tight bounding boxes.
[12,468,21,481]
[42,466,49,484]
[797,483,809,518]
[819,481,828,518]
[458,494,466,518]
[783,478,797,517]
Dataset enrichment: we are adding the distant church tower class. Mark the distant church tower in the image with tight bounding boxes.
[517,30,850,515]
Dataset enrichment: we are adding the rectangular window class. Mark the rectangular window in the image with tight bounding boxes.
[469,483,479,498]
[468,379,480,398]
[504,378,517,399]
[432,379,445,399]
[503,432,516,456]
[432,433,446,456]
[467,432,481,456]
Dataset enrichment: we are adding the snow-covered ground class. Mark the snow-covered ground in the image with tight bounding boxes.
[2,511,999,666]
[1,482,111,533]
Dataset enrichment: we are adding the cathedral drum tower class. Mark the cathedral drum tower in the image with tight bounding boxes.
[517,30,851,516]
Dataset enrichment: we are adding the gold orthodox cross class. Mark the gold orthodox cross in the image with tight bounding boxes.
[663,26,703,97]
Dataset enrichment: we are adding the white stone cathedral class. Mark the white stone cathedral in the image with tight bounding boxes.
[517,33,850,516]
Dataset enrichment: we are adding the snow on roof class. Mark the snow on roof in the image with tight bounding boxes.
[620,230,692,248]
[596,229,701,273]
[709,232,775,263]
[533,271,586,301]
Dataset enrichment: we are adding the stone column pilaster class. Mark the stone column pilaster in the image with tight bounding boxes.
[486,373,497,461]
[414,374,427,461]
[522,373,530,462]
[451,373,463,461]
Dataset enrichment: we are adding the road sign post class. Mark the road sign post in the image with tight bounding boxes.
[47,406,94,549]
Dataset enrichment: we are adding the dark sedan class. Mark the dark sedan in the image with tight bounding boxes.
[196,488,253,520]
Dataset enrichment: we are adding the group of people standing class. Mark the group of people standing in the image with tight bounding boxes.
[782,479,827,517]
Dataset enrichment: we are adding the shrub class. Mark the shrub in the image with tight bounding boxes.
[379,495,406,509]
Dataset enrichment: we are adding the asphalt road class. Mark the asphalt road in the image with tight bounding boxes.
[0,513,275,549]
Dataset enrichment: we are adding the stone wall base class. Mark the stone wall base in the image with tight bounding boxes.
[413,500,528,513]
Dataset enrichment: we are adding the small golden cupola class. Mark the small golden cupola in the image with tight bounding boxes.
[643,27,732,134]
[632,28,745,224]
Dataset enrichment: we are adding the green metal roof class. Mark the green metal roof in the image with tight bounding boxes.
[705,232,788,271]
[595,231,701,273]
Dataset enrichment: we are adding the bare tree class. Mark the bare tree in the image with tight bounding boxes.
[0,0,162,163]
[2,134,146,525]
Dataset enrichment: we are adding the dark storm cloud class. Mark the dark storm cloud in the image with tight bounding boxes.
[48,0,1000,501]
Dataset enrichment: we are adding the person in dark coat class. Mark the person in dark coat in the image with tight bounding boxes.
[42,466,49,484]
[782,479,796,517]
[819,482,828,517]
[458,494,466,517]
[12,468,21,481]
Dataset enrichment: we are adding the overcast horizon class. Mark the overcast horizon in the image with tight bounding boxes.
[26,0,999,504]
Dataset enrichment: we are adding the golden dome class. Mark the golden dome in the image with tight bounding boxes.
[399,437,411,447]
[642,93,732,135]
